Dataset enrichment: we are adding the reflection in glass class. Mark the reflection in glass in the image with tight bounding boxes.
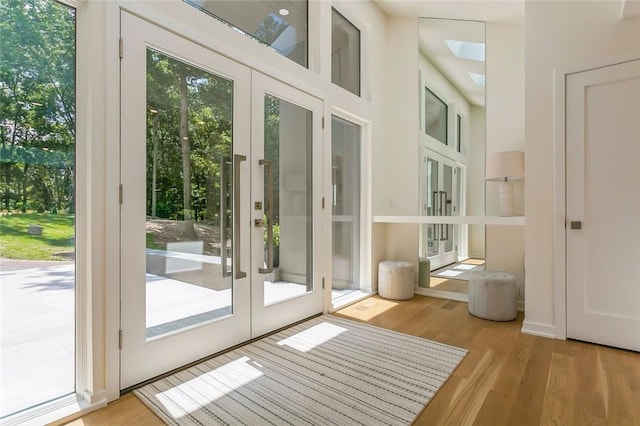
[0,0,76,416]
[331,8,361,96]
[263,95,313,305]
[425,87,447,145]
[443,164,454,253]
[145,49,233,338]
[456,114,462,153]
[184,0,308,67]
[331,116,360,293]
[426,158,439,257]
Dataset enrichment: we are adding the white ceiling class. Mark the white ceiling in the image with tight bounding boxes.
[374,0,524,24]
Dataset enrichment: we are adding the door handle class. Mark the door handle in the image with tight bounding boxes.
[233,154,247,279]
[439,191,447,241]
[220,157,231,278]
[259,159,274,274]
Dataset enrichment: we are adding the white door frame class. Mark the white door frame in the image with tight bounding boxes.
[552,50,640,340]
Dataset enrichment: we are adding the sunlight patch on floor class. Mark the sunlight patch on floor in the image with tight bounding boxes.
[336,297,400,322]
[277,322,347,352]
[157,356,263,419]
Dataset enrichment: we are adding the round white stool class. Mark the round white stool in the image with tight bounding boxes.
[468,271,517,321]
[378,261,414,300]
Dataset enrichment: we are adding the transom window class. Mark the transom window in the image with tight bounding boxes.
[184,0,308,67]
[425,87,448,144]
[331,8,361,96]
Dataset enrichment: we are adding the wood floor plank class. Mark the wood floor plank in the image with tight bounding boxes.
[64,295,640,426]
[540,352,576,425]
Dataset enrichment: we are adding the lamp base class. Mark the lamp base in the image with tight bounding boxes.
[498,180,514,217]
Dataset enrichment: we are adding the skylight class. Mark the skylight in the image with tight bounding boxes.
[469,73,486,87]
[444,39,485,62]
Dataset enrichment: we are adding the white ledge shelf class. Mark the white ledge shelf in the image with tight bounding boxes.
[372,215,525,226]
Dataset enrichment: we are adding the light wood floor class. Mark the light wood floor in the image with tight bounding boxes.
[66,295,640,425]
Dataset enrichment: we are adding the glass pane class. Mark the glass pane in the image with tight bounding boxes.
[145,49,233,338]
[456,166,462,216]
[0,0,76,416]
[331,116,360,295]
[331,8,360,96]
[456,114,462,153]
[184,0,308,68]
[426,158,439,257]
[425,87,447,144]
[444,164,454,252]
[263,94,312,305]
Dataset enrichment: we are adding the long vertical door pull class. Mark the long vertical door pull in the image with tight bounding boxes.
[234,154,247,279]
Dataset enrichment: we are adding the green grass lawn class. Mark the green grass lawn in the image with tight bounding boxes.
[0,213,75,261]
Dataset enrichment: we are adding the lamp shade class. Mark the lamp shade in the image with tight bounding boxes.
[486,151,524,181]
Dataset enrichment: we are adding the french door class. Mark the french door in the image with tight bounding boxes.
[420,149,458,270]
[119,12,324,389]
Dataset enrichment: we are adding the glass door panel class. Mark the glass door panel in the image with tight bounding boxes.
[262,94,313,305]
[331,116,362,302]
[443,164,454,253]
[144,48,234,338]
[120,12,251,389]
[0,0,76,416]
[426,158,439,258]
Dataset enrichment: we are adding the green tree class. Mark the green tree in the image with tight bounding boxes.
[0,0,76,214]
[145,49,233,242]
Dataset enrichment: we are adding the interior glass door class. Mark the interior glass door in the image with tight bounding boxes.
[421,149,458,270]
[120,12,252,389]
[250,73,324,337]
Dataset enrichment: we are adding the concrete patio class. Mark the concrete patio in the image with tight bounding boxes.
[0,256,333,418]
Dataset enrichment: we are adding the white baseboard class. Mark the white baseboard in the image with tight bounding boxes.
[521,320,557,339]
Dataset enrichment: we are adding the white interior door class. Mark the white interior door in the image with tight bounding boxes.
[420,149,458,270]
[566,59,640,352]
[120,13,324,389]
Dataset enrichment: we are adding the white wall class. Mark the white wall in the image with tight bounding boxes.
[374,16,419,216]
[484,22,525,304]
[370,17,420,282]
[524,1,640,333]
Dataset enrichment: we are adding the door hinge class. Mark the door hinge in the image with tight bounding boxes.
[322,277,325,289]
[119,38,123,59]
[119,330,123,349]
[119,184,123,204]
[322,117,325,129]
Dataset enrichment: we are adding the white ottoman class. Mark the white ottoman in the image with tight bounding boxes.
[378,261,414,300]
[468,271,517,321]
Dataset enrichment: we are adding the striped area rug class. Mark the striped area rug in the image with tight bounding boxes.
[134,315,467,425]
